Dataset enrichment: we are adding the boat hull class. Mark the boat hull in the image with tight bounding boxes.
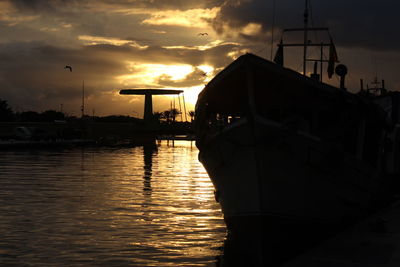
[199,119,380,230]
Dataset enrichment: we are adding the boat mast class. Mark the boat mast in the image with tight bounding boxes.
[278,0,332,81]
[303,0,309,75]
[81,80,85,118]
[270,0,276,60]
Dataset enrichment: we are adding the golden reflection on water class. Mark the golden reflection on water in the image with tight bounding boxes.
[0,141,226,266]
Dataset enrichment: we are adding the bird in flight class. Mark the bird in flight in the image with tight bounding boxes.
[198,33,208,36]
[64,65,72,72]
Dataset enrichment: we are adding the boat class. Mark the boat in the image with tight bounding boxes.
[359,78,400,187]
[194,2,398,236]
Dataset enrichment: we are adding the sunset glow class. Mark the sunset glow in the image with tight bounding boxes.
[141,8,220,28]
[116,62,209,113]
[117,63,195,86]
[182,85,205,110]
[0,0,397,117]
[1,1,399,266]
[78,35,148,49]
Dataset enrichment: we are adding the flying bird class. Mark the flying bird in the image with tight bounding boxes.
[64,65,72,72]
[198,32,208,36]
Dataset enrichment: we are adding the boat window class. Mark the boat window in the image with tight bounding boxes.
[228,116,241,124]
[206,113,243,129]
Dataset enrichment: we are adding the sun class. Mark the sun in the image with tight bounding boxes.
[116,63,194,86]
[115,62,215,111]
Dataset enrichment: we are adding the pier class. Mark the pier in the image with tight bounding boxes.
[283,200,400,266]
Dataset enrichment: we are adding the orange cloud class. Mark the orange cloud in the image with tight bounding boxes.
[141,8,220,28]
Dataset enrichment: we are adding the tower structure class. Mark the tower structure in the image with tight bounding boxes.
[119,89,184,122]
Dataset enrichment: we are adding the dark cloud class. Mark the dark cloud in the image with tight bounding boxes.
[9,0,78,12]
[8,0,223,12]
[2,0,221,49]
[80,42,240,68]
[1,0,399,115]
[0,40,239,114]
[313,1,400,51]
[212,0,400,51]
[0,42,125,113]
[101,0,222,10]
[157,67,208,88]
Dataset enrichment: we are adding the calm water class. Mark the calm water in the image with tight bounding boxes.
[0,141,227,266]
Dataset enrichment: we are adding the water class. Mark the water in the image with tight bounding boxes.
[0,141,226,266]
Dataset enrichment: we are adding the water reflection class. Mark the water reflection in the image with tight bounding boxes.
[143,143,157,195]
[0,142,226,266]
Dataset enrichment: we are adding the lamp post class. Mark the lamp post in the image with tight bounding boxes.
[81,80,85,118]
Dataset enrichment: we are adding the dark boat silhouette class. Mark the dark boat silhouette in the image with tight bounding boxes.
[194,2,398,238]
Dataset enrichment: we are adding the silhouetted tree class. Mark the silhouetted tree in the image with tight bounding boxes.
[40,110,65,122]
[19,111,41,122]
[95,115,142,123]
[161,110,171,123]
[160,109,182,123]
[170,108,181,123]
[0,98,14,121]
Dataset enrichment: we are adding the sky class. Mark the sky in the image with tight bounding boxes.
[0,0,399,118]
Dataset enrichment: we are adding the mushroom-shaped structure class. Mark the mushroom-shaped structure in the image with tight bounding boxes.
[119,89,184,122]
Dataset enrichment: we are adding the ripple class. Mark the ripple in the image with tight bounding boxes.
[0,142,225,266]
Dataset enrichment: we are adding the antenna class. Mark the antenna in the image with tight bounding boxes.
[277,0,332,80]
[270,0,276,60]
[303,0,309,75]
[178,94,183,122]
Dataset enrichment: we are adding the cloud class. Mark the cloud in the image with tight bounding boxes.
[156,67,208,87]
[0,40,241,115]
[8,0,223,13]
[1,0,399,116]
[141,7,220,28]
[211,0,400,51]
[7,0,82,15]
[78,35,148,48]
[88,0,223,12]
[0,42,126,113]
[6,0,399,53]
[2,1,221,49]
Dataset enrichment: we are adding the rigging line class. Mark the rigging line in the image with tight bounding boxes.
[270,0,276,60]
[303,0,309,75]
[178,93,183,122]
[255,46,267,56]
[82,80,85,118]
[182,93,188,123]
